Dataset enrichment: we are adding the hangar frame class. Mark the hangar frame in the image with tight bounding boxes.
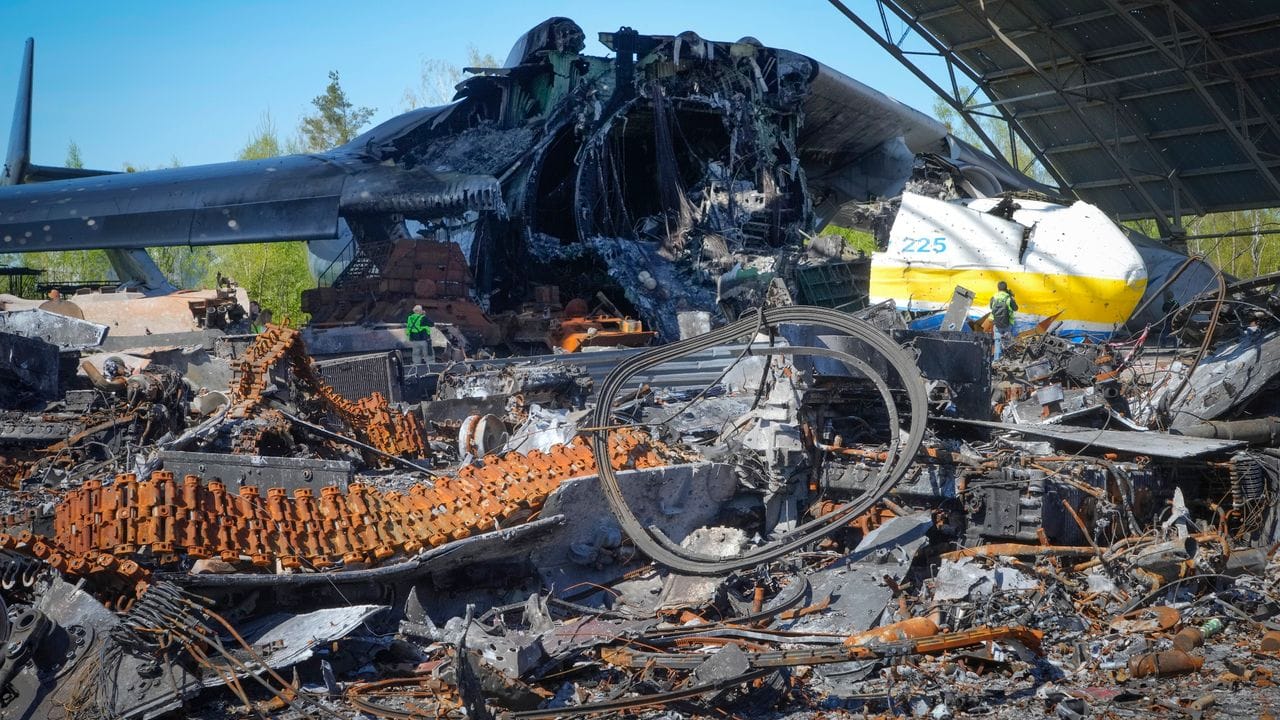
[831,0,1280,239]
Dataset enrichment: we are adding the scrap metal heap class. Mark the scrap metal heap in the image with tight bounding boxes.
[228,322,427,459]
[4,301,1280,719]
[6,13,1280,715]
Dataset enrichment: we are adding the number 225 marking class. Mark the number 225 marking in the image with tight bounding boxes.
[902,236,947,253]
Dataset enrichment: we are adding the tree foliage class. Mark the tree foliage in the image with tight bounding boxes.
[300,71,375,152]
[239,112,304,160]
[205,242,311,324]
[932,92,1052,184]
[204,113,313,323]
[403,46,499,110]
[65,141,84,169]
[1184,210,1280,278]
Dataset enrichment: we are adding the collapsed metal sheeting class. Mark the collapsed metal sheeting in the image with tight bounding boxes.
[0,308,108,351]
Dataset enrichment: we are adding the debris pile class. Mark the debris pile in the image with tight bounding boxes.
[6,13,1280,716]
[0,294,1278,719]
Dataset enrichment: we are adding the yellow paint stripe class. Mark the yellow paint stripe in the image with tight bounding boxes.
[870,265,1146,325]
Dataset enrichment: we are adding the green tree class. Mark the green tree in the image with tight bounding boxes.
[299,71,375,152]
[238,112,305,159]
[152,245,213,288]
[204,242,311,324]
[1181,209,1280,279]
[933,91,1050,184]
[403,46,499,110]
[202,113,313,323]
[65,140,84,169]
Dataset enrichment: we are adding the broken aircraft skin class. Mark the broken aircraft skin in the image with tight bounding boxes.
[1,18,1042,343]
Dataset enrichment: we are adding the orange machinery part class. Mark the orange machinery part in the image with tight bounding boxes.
[550,316,656,353]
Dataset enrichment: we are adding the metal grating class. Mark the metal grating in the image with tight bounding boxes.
[313,351,403,404]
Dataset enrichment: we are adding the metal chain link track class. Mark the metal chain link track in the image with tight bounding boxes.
[0,429,671,592]
[230,323,428,458]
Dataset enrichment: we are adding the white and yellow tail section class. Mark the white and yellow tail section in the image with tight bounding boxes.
[870,194,1148,339]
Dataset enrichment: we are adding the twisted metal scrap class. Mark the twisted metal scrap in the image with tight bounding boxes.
[230,323,427,458]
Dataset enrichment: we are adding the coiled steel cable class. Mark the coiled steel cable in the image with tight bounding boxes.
[590,305,927,575]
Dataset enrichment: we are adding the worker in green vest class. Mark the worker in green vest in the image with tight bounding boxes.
[406,304,434,365]
[251,308,272,335]
[989,281,1018,359]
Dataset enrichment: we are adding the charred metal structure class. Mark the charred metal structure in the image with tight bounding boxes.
[5,15,1280,720]
[0,18,1035,342]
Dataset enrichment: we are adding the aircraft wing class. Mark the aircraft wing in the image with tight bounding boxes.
[0,154,347,250]
[798,61,950,166]
[0,151,505,252]
[797,62,949,225]
[797,61,1058,227]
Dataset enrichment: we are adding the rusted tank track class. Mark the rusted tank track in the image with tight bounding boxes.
[4,430,668,590]
[230,323,427,458]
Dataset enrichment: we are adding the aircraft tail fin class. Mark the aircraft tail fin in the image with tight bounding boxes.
[2,38,33,187]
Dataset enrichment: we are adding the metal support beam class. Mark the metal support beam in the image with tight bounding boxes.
[827,0,1072,195]
[823,0,1013,175]
[992,0,1203,216]
[1101,0,1280,202]
[1071,160,1277,190]
[1161,1,1280,159]
[948,0,1174,233]
[1012,65,1280,120]
[958,8,1280,76]
[1043,119,1273,156]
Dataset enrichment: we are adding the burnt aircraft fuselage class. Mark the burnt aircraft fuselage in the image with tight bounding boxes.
[0,18,1031,340]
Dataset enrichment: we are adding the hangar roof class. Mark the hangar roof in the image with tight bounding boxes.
[834,0,1280,231]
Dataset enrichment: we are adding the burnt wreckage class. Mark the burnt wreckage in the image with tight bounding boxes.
[5,18,1280,720]
[0,17,1027,346]
[313,19,1033,341]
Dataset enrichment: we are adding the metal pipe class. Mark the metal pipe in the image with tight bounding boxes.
[941,543,1099,561]
[1177,417,1280,445]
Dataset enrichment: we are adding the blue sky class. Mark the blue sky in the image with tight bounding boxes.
[0,1,949,170]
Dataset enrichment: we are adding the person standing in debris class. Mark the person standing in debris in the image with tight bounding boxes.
[407,304,434,365]
[251,308,272,334]
[990,281,1018,359]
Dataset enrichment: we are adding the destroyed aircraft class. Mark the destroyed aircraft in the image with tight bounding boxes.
[2,15,1280,720]
[1,293,1280,718]
[0,18,1078,350]
[871,192,1221,339]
